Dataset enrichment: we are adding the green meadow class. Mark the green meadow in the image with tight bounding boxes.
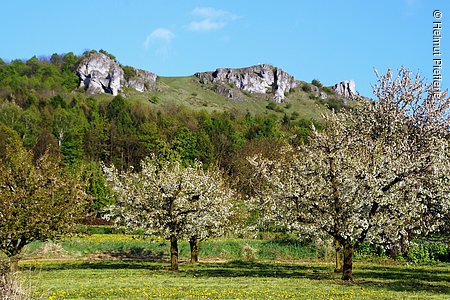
[11,234,450,299]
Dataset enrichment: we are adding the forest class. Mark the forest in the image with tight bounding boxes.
[0,51,321,211]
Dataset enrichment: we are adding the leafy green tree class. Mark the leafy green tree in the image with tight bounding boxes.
[172,127,198,164]
[50,53,63,68]
[138,121,161,153]
[196,129,215,167]
[32,128,60,161]
[137,121,182,164]
[107,95,134,133]
[50,95,67,109]
[106,95,146,169]
[0,125,89,271]
[84,114,110,163]
[24,56,39,76]
[0,102,24,135]
[61,52,79,73]
[83,162,113,215]
[52,107,88,165]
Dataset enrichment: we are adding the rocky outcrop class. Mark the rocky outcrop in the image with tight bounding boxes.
[77,53,123,95]
[125,69,157,92]
[195,64,298,103]
[308,85,327,99]
[214,85,244,101]
[332,80,355,98]
[77,52,157,96]
[319,92,328,99]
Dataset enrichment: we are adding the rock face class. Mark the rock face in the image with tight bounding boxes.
[319,92,328,100]
[195,64,298,103]
[309,85,328,99]
[125,69,157,92]
[332,80,355,98]
[77,52,157,96]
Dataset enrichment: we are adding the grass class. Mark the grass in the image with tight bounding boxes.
[21,259,449,299]
[121,76,328,121]
[23,236,318,262]
[11,235,449,299]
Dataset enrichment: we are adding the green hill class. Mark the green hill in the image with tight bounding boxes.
[0,50,353,214]
[0,50,350,120]
[123,75,335,120]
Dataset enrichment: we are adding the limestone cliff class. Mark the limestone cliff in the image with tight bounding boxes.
[76,52,157,96]
[332,80,355,98]
[125,68,157,92]
[195,64,298,103]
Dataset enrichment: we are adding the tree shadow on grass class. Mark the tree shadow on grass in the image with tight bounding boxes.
[22,246,168,272]
[353,264,450,295]
[358,264,449,281]
[186,260,334,280]
[23,260,168,272]
[188,260,449,296]
[98,247,165,261]
[22,255,449,297]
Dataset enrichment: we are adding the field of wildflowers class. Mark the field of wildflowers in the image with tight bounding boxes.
[14,235,450,299]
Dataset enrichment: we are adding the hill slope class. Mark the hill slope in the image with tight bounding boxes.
[74,51,354,119]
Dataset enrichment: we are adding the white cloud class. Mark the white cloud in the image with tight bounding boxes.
[188,19,225,31]
[144,28,175,60]
[144,28,175,49]
[188,7,239,32]
[192,7,233,19]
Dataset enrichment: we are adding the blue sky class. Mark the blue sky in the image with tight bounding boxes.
[0,0,448,97]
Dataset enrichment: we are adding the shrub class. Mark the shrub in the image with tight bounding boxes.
[275,106,285,113]
[122,66,136,81]
[242,244,257,262]
[321,86,335,95]
[99,49,117,62]
[149,95,159,104]
[311,79,323,88]
[301,83,312,93]
[242,90,252,97]
[357,242,386,257]
[317,97,345,111]
[290,111,300,120]
[266,102,277,110]
[405,241,450,263]
[266,101,285,113]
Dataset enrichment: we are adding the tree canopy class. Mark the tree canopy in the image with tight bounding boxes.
[104,156,235,270]
[0,125,89,270]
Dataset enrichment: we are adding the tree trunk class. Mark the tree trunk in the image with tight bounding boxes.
[342,241,354,281]
[189,236,199,263]
[9,256,20,273]
[334,239,342,273]
[170,236,179,271]
[389,245,399,259]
